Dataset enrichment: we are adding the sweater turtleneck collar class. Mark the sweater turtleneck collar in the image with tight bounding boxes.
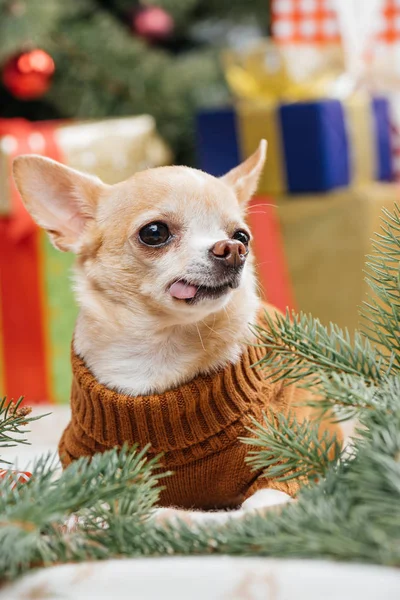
[68,335,271,466]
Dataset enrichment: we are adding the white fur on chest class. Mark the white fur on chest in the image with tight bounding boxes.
[74,320,246,396]
[73,270,260,396]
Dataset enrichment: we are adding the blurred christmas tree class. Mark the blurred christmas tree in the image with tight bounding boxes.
[0,0,269,163]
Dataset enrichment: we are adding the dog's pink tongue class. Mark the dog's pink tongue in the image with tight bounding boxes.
[169,281,198,300]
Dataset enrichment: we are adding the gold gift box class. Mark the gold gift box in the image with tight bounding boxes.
[278,183,399,333]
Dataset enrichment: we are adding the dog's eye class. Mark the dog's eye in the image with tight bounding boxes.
[232,230,250,245]
[138,222,171,247]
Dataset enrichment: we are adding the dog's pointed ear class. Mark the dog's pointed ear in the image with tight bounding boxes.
[13,155,106,252]
[221,139,267,205]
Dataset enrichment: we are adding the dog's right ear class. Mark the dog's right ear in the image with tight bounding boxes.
[13,155,106,252]
[221,139,267,206]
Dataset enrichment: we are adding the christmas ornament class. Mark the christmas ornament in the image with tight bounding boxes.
[132,6,174,42]
[2,49,55,100]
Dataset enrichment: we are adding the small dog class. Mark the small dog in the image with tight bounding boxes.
[13,143,265,398]
[13,141,340,513]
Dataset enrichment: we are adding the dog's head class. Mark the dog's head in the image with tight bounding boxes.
[13,140,266,324]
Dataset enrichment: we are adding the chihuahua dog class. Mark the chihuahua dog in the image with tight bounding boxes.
[13,140,328,514]
[13,142,265,398]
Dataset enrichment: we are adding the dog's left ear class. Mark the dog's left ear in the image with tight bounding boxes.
[13,155,106,252]
[221,139,267,205]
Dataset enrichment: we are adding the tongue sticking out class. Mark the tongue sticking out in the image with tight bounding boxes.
[169,280,198,300]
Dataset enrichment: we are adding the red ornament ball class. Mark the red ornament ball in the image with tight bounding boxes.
[132,6,174,42]
[2,49,55,100]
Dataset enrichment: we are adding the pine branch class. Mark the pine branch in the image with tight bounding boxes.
[241,411,342,483]
[0,445,167,579]
[1,401,400,579]
[0,397,45,465]
[304,373,400,423]
[305,373,378,422]
[251,310,385,386]
[361,203,400,368]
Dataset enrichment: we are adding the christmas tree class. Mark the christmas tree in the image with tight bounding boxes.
[1,204,400,581]
[0,0,269,163]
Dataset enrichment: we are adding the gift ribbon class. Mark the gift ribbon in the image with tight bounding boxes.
[332,0,384,96]
[223,41,340,103]
[247,196,296,313]
[0,119,64,404]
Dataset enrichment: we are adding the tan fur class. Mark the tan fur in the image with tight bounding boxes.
[13,142,266,396]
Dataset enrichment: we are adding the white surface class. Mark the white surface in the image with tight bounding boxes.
[1,405,70,471]
[2,557,400,600]
[242,488,292,510]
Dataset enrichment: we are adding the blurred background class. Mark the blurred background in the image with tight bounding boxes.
[1,0,400,405]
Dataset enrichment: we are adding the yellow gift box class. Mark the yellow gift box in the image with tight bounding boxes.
[277,183,400,333]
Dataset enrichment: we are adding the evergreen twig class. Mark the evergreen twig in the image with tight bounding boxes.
[241,411,342,483]
[0,397,45,465]
[0,445,168,579]
[361,204,400,367]
[250,311,385,387]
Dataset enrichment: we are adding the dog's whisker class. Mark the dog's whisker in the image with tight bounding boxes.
[254,260,273,268]
[195,323,206,351]
[201,319,223,340]
[223,306,231,324]
[246,210,270,216]
[205,314,218,339]
[246,202,275,211]
[256,284,265,298]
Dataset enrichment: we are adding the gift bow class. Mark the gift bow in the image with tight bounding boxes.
[223,41,342,102]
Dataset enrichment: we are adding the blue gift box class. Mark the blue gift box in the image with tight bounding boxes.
[196,97,394,194]
[196,108,240,177]
[372,97,394,182]
[279,100,349,193]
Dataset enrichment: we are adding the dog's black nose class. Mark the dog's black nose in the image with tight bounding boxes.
[210,239,248,268]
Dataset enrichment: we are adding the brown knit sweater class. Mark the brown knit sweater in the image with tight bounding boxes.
[59,307,341,510]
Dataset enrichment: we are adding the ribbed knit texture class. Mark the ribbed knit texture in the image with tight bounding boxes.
[59,307,341,509]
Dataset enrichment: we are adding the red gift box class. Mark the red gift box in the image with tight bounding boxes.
[0,119,64,405]
[248,196,296,313]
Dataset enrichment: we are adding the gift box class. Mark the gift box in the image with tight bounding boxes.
[196,95,394,195]
[0,116,171,405]
[247,184,399,334]
[276,182,400,333]
[0,116,171,215]
[271,0,400,183]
